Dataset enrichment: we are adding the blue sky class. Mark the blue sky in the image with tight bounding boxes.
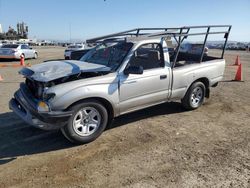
[0,0,249,42]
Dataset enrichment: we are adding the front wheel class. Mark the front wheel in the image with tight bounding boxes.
[61,100,108,144]
[181,82,206,110]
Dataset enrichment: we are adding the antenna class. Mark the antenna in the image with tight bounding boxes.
[0,0,2,22]
[69,22,72,43]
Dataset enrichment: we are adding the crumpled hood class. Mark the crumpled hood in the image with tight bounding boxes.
[19,60,111,82]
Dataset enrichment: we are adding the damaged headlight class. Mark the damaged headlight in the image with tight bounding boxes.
[37,101,50,112]
[43,93,56,101]
[38,92,56,112]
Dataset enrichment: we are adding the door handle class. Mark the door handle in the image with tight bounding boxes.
[160,75,167,79]
[126,80,137,84]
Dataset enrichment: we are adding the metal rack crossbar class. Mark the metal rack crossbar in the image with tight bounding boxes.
[86,25,232,60]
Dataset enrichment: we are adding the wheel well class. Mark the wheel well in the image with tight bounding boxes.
[67,97,114,124]
[193,77,210,98]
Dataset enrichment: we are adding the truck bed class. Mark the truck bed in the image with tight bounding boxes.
[172,52,221,67]
[170,57,225,100]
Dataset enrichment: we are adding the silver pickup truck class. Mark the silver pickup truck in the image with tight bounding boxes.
[9,25,231,144]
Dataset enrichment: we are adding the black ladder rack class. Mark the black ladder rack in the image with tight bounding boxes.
[86,25,232,61]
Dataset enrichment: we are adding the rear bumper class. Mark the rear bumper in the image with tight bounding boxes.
[9,84,73,130]
[0,52,21,59]
[0,55,16,59]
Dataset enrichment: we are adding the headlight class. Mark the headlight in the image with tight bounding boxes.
[37,101,50,112]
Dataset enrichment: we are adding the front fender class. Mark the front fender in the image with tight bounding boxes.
[50,83,119,114]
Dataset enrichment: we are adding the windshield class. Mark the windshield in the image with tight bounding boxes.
[80,42,133,71]
[1,44,19,48]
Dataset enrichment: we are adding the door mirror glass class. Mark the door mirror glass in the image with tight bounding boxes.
[124,65,143,75]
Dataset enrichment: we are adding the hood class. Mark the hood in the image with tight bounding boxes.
[19,60,111,82]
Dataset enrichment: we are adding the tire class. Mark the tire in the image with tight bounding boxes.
[34,52,38,59]
[181,82,206,110]
[61,100,108,144]
[21,53,25,60]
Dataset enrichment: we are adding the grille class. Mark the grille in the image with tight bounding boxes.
[25,79,44,99]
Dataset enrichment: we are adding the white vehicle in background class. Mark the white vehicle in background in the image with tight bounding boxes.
[64,44,85,59]
[0,44,38,59]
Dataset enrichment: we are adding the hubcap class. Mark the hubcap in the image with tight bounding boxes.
[73,107,101,136]
[191,86,203,107]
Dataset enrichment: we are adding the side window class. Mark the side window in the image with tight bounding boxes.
[21,45,27,49]
[128,43,164,70]
[23,45,30,49]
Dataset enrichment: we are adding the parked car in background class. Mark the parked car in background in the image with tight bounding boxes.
[70,49,92,60]
[64,44,85,59]
[180,43,208,56]
[0,44,38,59]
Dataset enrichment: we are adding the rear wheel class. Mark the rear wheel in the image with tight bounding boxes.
[181,82,205,110]
[61,100,108,144]
[21,53,25,60]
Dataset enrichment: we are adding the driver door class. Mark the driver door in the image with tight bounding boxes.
[118,43,171,114]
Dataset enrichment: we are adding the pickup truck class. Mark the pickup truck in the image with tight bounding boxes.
[9,25,231,144]
[64,44,85,59]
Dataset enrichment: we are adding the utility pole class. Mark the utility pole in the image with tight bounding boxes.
[69,22,72,43]
[0,0,2,23]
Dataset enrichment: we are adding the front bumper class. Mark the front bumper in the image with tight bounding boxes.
[9,84,73,130]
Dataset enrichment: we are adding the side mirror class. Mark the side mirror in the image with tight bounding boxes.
[29,47,33,49]
[124,65,143,75]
